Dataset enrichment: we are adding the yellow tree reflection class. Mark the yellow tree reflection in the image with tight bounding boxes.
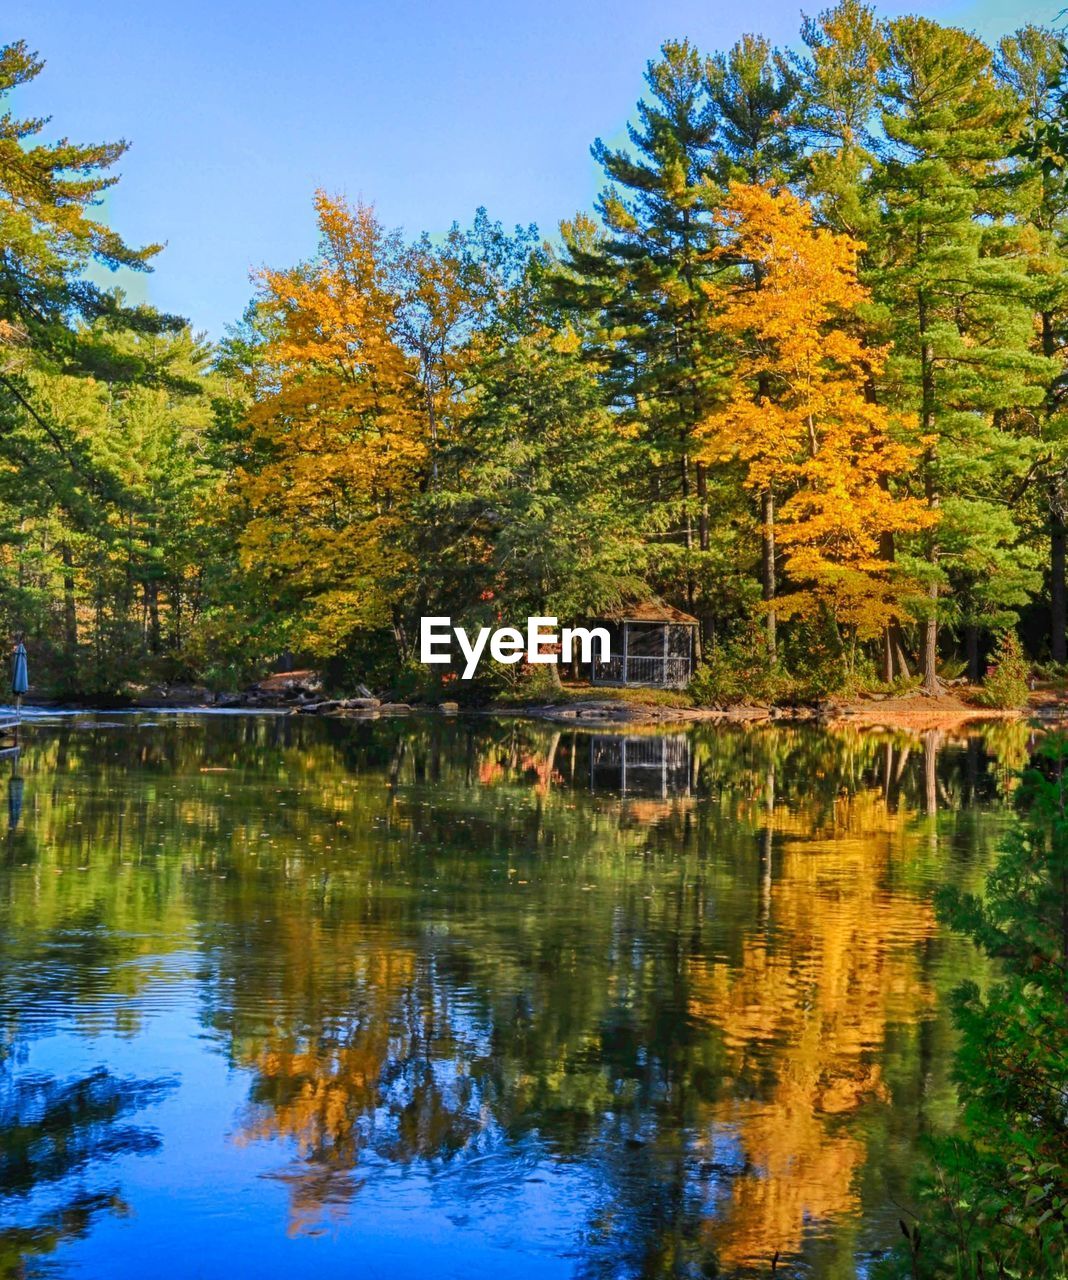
[688,772,936,1271]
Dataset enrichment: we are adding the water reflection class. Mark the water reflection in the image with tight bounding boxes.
[0,1066,175,1276]
[0,715,1020,1277]
[587,733,692,799]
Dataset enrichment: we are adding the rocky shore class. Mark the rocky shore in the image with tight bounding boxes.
[112,670,1063,735]
[128,670,415,716]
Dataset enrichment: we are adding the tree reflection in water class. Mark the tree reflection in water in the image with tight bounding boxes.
[0,1062,175,1276]
[0,714,1025,1277]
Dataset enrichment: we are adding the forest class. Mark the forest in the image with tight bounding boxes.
[3,3,1068,704]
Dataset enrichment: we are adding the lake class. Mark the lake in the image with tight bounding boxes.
[0,712,1027,1278]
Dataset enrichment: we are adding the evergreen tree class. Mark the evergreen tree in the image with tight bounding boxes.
[556,41,725,621]
[0,39,218,691]
[706,33,798,186]
[792,0,887,241]
[420,314,649,654]
[874,18,1049,692]
[997,27,1068,665]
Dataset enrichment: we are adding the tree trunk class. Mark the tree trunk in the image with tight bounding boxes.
[144,581,161,654]
[919,300,941,696]
[761,489,777,661]
[677,449,697,611]
[879,529,897,683]
[680,450,692,550]
[1043,312,1065,665]
[921,607,939,695]
[60,541,77,654]
[1052,478,1067,665]
[696,461,709,552]
[965,624,980,683]
[892,627,913,679]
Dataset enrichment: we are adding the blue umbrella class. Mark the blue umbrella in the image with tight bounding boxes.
[11,641,27,726]
[11,642,27,697]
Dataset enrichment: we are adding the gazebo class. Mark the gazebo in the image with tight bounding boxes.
[587,602,698,688]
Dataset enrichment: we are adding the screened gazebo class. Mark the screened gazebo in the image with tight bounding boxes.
[587,602,698,688]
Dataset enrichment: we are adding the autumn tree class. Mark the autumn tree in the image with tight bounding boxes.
[705,37,800,650]
[700,184,930,672]
[237,194,426,662]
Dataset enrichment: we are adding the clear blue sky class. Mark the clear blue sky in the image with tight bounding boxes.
[6,0,1047,336]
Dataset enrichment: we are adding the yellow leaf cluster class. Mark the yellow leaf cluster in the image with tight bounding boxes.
[701,183,933,636]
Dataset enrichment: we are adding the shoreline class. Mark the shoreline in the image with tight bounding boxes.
[13,687,1065,736]
[481,691,1044,734]
[13,665,1068,737]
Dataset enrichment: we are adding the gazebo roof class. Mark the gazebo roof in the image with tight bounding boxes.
[595,601,699,626]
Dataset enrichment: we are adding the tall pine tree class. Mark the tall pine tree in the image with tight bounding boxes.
[555,41,724,624]
[874,18,1048,692]
[997,27,1068,665]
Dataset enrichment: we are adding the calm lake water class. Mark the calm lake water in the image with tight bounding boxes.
[0,712,1029,1279]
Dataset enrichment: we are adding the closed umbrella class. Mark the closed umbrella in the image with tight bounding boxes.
[11,640,27,727]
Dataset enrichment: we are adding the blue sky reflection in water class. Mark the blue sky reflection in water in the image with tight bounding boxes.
[0,713,1022,1277]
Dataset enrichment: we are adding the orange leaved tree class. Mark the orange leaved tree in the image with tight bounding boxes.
[700,183,932,675]
[237,193,426,659]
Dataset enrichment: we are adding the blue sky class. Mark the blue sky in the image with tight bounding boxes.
[6,0,1050,336]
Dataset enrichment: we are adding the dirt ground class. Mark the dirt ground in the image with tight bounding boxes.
[826,691,1033,734]
[496,685,1068,732]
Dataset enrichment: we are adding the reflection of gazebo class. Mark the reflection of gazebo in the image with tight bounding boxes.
[588,602,698,687]
[588,734,692,798]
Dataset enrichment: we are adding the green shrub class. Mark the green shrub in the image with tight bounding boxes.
[492,662,567,704]
[974,630,1030,709]
[689,631,792,706]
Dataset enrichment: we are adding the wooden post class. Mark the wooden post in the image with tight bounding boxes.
[622,624,629,684]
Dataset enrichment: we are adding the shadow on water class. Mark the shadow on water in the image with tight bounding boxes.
[0,713,1035,1278]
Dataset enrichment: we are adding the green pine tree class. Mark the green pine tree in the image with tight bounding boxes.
[873,17,1050,692]
[997,27,1068,666]
[555,41,727,625]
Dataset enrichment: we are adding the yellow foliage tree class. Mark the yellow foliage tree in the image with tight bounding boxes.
[700,183,932,654]
[238,193,426,656]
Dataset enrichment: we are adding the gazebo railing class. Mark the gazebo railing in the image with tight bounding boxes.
[591,654,691,687]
